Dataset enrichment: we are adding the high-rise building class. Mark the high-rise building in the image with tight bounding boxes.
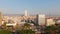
[0,12,2,26]
[24,10,29,17]
[36,14,46,26]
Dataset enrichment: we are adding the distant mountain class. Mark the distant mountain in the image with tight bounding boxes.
[3,14,60,17]
[3,14,35,16]
[3,14,24,16]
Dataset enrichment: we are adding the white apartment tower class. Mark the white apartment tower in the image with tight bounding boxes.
[37,14,46,25]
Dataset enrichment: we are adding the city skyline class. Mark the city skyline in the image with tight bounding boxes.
[0,0,60,15]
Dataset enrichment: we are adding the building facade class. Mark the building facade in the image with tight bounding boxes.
[46,18,55,26]
[37,14,46,26]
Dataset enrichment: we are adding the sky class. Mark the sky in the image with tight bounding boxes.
[0,0,60,15]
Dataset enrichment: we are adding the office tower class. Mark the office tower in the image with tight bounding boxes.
[24,10,29,17]
[46,18,55,26]
[0,12,2,26]
[36,14,46,26]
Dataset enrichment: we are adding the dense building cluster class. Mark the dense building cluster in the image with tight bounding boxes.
[0,10,60,34]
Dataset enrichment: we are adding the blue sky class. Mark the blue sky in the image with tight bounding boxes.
[0,0,60,15]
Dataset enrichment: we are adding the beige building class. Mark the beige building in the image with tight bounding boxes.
[46,18,55,26]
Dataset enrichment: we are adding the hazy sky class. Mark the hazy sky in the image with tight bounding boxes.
[0,0,60,15]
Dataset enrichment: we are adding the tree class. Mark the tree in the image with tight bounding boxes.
[18,29,35,34]
[0,30,10,34]
[18,23,35,34]
[23,23,31,30]
[44,25,56,34]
